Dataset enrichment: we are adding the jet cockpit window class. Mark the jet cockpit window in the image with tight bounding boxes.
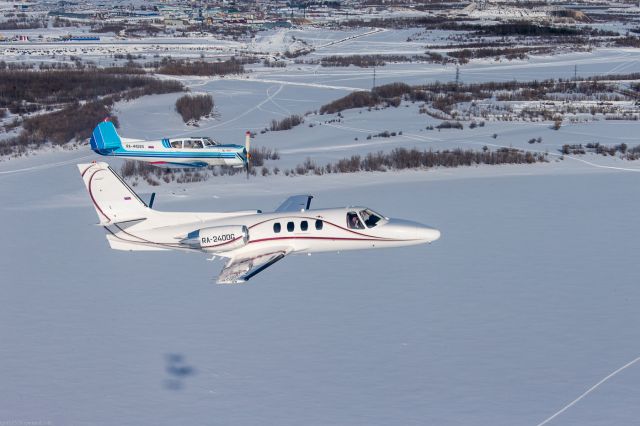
[170,140,182,148]
[359,209,384,228]
[347,212,365,230]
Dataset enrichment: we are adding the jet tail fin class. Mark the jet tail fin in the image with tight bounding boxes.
[78,162,152,224]
[89,121,122,154]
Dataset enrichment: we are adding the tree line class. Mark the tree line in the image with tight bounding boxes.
[318,76,638,116]
[0,69,185,155]
[0,68,180,114]
[157,58,244,76]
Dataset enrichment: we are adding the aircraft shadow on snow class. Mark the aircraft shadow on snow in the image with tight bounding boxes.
[163,353,196,390]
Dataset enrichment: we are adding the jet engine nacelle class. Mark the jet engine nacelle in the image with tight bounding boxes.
[181,225,249,251]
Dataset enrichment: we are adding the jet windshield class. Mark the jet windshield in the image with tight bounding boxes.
[359,209,384,228]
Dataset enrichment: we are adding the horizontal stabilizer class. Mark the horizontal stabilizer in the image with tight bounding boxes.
[97,217,147,227]
[217,249,288,284]
[106,234,169,251]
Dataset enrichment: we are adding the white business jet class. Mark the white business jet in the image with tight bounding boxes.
[78,162,441,283]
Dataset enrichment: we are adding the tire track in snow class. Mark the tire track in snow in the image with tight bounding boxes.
[0,153,95,176]
[535,356,640,426]
[224,76,364,92]
[167,84,285,138]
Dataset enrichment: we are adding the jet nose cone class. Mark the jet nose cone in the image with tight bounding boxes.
[416,226,441,243]
[386,219,441,243]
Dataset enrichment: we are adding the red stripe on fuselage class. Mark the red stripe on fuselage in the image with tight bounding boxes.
[81,163,95,177]
[88,169,110,222]
[248,236,417,244]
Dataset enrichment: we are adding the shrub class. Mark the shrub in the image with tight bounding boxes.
[270,114,303,131]
[436,121,463,130]
[175,94,214,123]
[250,147,279,166]
[561,144,585,155]
[319,91,377,114]
[321,55,386,68]
[295,147,548,175]
[372,82,412,99]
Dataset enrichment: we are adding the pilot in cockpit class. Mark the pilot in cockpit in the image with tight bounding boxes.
[348,212,364,229]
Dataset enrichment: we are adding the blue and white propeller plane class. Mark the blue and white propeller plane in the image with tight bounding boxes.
[89,121,248,169]
[78,162,441,284]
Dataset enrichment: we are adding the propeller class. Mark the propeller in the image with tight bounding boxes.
[244,130,251,179]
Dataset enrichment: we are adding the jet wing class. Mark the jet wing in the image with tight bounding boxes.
[217,248,290,284]
[275,195,313,212]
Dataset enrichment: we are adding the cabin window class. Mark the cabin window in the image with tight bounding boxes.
[170,141,182,148]
[347,212,364,230]
[191,140,203,149]
[315,220,323,230]
[300,221,308,231]
[287,222,294,232]
[360,209,384,228]
[273,223,281,233]
[183,140,194,148]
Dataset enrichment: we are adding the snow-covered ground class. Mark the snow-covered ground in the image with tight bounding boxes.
[2,24,640,425]
[247,47,640,89]
[1,152,640,425]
